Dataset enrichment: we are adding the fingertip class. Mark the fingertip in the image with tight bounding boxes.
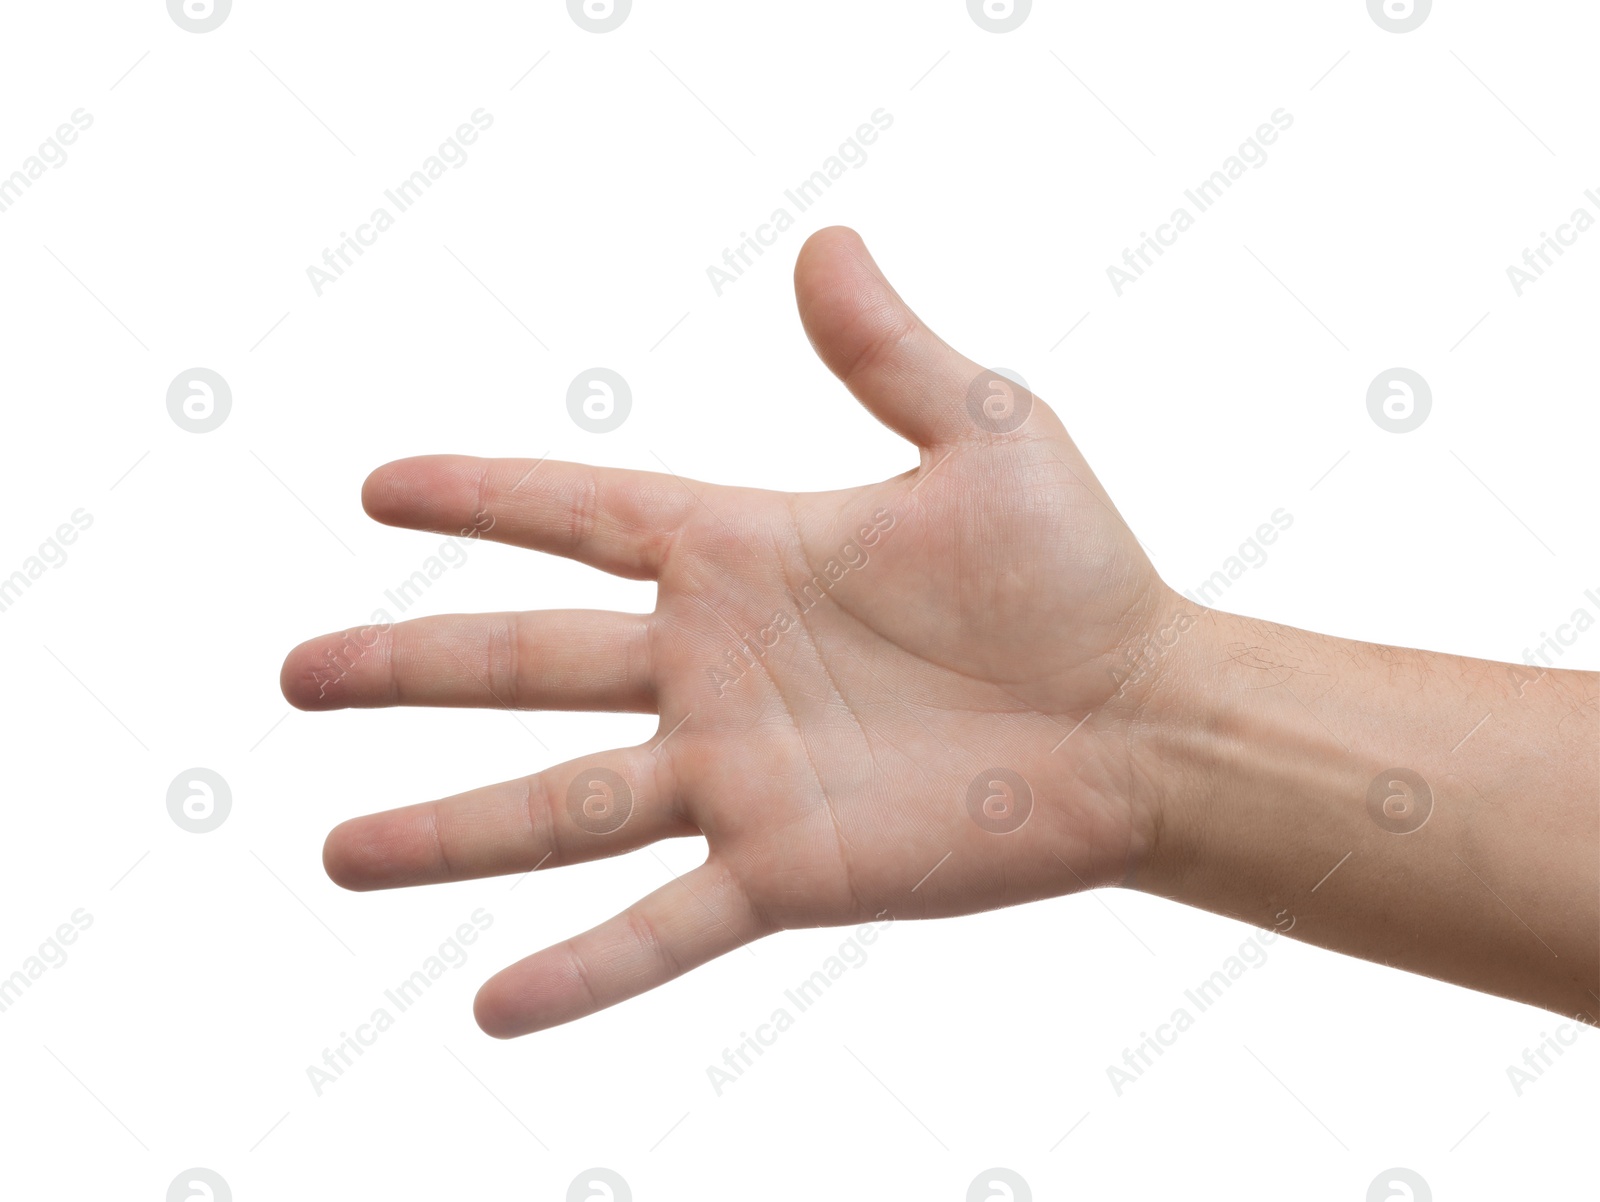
[280,639,333,711]
[793,227,887,326]
[323,807,443,891]
[360,459,414,525]
[474,977,537,1039]
[795,224,867,283]
[361,455,488,534]
[322,820,371,891]
[793,227,979,447]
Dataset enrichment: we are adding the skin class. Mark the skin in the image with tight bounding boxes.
[281,227,1598,1038]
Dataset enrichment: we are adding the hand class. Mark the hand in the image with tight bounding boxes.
[284,227,1599,1034]
[281,227,1180,1037]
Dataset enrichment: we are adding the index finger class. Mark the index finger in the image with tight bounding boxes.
[361,455,705,580]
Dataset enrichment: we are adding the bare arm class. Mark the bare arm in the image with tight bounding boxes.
[1133,609,1599,1020]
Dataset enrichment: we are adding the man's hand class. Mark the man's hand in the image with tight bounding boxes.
[283,226,1598,1037]
[282,227,1176,1036]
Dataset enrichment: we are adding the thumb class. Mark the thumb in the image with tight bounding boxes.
[794,226,1018,448]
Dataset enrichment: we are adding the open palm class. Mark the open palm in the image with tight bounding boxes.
[283,228,1172,1037]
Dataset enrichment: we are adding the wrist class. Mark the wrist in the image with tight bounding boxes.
[1119,604,1366,915]
[1076,587,1234,891]
[1118,601,1600,1017]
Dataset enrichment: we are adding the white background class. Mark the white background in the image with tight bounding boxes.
[1,2,1595,1199]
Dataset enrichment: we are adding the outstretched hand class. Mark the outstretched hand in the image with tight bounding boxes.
[282,228,1192,1036]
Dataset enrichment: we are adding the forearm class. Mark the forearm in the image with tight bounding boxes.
[1131,605,1599,1019]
